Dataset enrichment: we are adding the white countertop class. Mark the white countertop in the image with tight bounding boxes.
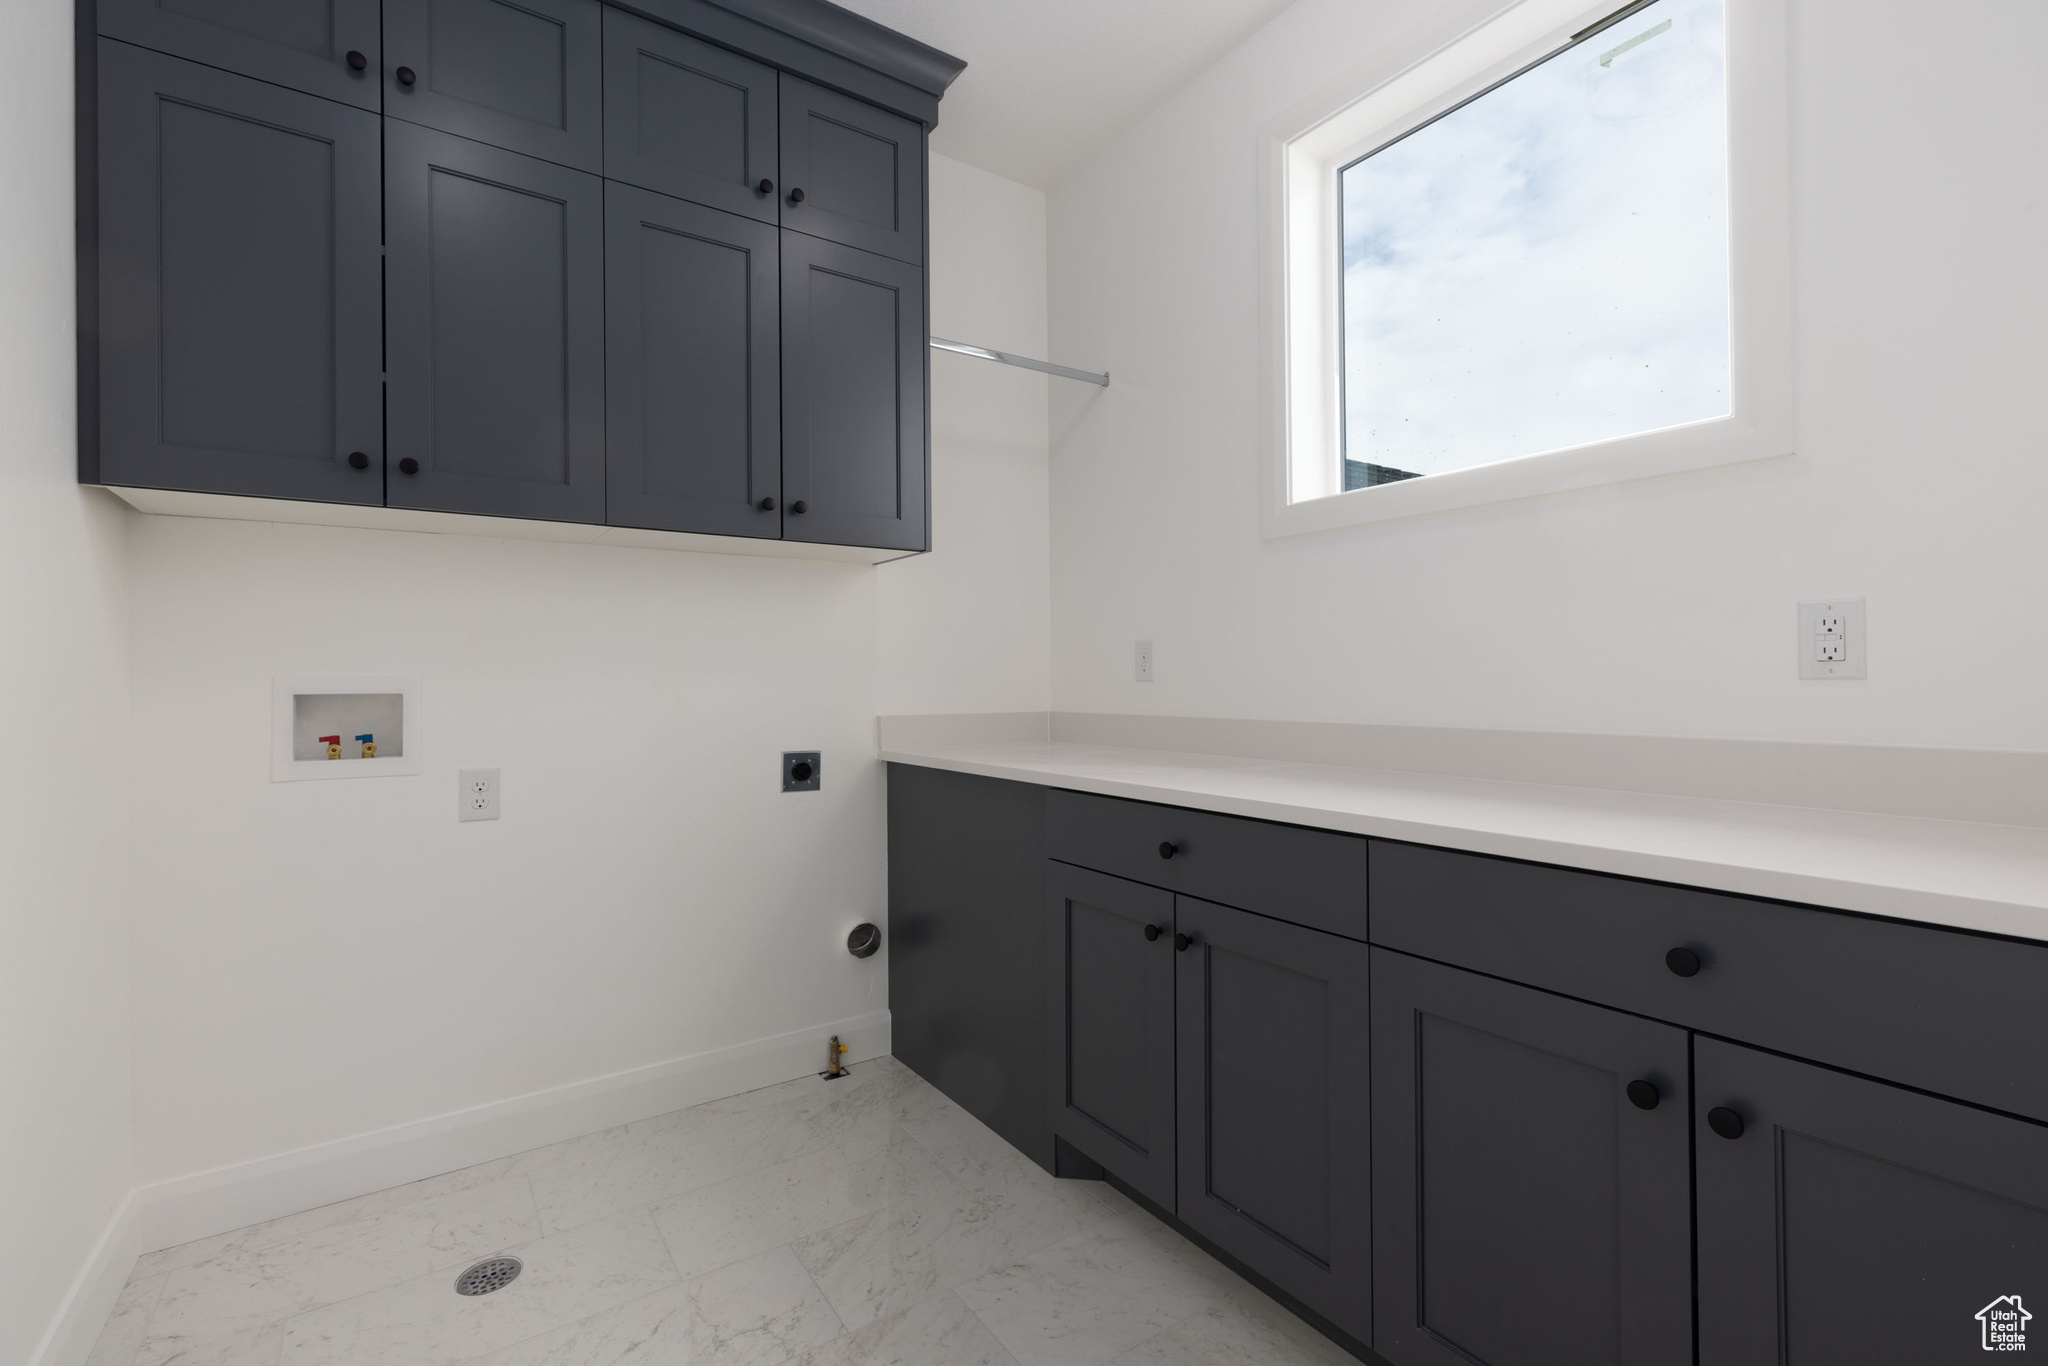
[880,739,2048,943]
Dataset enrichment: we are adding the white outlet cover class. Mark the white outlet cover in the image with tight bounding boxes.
[459,767,501,821]
[1797,599,1866,679]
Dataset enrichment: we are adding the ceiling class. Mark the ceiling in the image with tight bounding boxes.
[829,0,1300,188]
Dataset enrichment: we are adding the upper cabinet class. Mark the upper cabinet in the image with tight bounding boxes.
[83,0,963,556]
[780,233,927,551]
[98,0,382,110]
[384,122,606,522]
[779,76,925,265]
[605,183,781,538]
[602,8,780,223]
[93,40,384,504]
[383,0,603,171]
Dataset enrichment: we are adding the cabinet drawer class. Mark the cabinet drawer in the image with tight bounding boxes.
[1371,841,2048,1125]
[1046,791,1367,940]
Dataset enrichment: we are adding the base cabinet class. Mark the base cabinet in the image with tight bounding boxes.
[1046,863,1178,1209]
[892,775,2048,1366]
[1176,896,1371,1345]
[1371,949,1692,1366]
[1697,1037,2048,1366]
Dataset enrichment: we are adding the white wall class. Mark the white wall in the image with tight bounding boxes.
[0,1,139,1360]
[125,153,1049,1197]
[1047,0,2048,750]
[880,155,1052,715]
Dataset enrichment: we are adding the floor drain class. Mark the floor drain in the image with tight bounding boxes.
[454,1257,522,1296]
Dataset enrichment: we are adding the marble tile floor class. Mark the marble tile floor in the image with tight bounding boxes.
[86,1059,1355,1366]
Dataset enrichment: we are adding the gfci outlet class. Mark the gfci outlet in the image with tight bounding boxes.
[1797,600,1866,680]
[459,768,501,821]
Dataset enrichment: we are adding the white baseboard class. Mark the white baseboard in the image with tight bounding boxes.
[134,1009,891,1255]
[28,1190,140,1366]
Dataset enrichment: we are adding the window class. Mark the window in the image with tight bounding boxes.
[1261,0,1791,534]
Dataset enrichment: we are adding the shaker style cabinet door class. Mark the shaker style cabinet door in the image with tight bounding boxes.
[1174,897,1373,1346]
[384,121,605,522]
[1046,863,1178,1210]
[383,0,602,171]
[605,183,781,538]
[779,233,928,551]
[95,41,384,504]
[99,0,381,109]
[1371,949,1694,1366]
[602,8,780,223]
[778,75,924,265]
[1696,1038,2048,1366]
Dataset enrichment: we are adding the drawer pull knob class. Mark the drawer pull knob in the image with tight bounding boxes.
[1174,932,1194,952]
[347,451,369,469]
[789,187,806,203]
[1707,1106,1745,1140]
[1143,923,1163,942]
[1626,1079,1661,1111]
[757,178,774,195]
[758,496,776,511]
[396,65,417,87]
[1158,841,1179,860]
[1665,946,1702,977]
[398,457,420,475]
[346,50,368,72]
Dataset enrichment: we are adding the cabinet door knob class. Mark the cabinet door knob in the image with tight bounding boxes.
[1142,923,1162,942]
[1174,932,1194,952]
[1626,1079,1661,1111]
[1707,1106,1745,1140]
[396,65,417,87]
[1665,947,1702,978]
[398,457,420,475]
[347,451,369,470]
[757,178,774,195]
[1158,841,1179,860]
[788,187,806,204]
[758,496,776,511]
[790,500,807,514]
[346,50,368,72]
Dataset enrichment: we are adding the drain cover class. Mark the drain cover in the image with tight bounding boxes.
[454,1257,522,1296]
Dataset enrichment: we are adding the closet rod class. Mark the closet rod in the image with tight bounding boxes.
[930,336,1109,387]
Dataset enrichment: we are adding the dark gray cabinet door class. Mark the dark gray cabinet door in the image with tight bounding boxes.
[1046,862,1178,1209]
[1175,897,1372,1345]
[889,766,1053,1172]
[96,41,383,504]
[778,75,924,265]
[1372,949,1693,1366]
[385,120,605,522]
[384,0,601,170]
[1697,1038,2048,1366]
[780,233,928,551]
[605,183,780,537]
[99,0,381,109]
[602,8,780,223]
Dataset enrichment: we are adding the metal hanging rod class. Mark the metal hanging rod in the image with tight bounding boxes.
[930,336,1109,387]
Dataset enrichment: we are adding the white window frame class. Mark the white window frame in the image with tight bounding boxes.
[1257,0,1792,536]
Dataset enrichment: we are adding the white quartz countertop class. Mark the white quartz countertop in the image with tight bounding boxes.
[880,739,2048,943]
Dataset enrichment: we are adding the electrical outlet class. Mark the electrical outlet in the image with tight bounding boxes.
[1797,600,1866,679]
[1135,640,1154,683]
[459,767,500,821]
[783,751,821,792]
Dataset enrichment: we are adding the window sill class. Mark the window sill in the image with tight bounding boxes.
[1262,413,1792,537]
